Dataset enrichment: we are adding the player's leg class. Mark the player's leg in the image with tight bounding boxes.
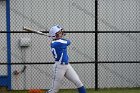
[64,64,86,93]
[48,63,67,93]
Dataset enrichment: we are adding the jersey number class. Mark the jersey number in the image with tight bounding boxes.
[51,48,57,58]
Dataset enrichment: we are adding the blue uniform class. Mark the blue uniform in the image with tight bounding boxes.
[51,38,71,64]
[48,25,86,93]
[48,38,86,93]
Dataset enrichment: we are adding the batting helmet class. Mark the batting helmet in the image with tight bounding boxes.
[49,25,63,39]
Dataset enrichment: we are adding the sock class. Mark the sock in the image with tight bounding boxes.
[78,86,86,93]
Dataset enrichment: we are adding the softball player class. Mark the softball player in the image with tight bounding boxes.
[47,25,86,93]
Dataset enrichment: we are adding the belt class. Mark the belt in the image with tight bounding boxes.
[55,61,68,65]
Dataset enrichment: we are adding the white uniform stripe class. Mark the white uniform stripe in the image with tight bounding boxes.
[59,53,63,63]
[52,39,67,44]
[52,64,57,91]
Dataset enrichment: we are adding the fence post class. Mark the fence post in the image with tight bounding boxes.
[6,0,11,90]
[95,0,98,91]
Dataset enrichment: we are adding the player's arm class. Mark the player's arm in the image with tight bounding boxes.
[61,39,71,46]
[66,40,71,46]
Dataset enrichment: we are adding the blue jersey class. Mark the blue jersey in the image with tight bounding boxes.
[51,38,71,64]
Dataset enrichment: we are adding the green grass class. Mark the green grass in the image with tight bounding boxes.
[6,88,140,93]
[59,88,140,93]
[93,88,140,93]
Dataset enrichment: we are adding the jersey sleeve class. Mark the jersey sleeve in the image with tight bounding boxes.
[66,39,71,46]
[51,39,71,48]
[61,38,71,46]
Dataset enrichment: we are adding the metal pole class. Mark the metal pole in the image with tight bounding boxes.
[6,0,11,90]
[95,0,98,91]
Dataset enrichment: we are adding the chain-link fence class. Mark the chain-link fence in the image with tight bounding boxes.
[98,0,140,89]
[0,0,140,92]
